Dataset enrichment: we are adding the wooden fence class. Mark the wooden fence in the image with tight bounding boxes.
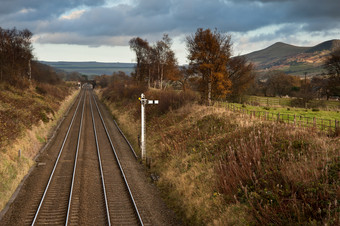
[224,103,339,134]
[246,96,340,109]
[247,96,291,106]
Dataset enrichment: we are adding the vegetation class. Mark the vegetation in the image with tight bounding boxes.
[100,84,339,225]
[101,32,340,224]
[226,103,340,121]
[323,47,340,98]
[41,61,135,76]
[186,28,233,105]
[0,27,33,86]
[245,39,340,76]
[129,34,178,89]
[244,95,340,110]
[128,29,254,105]
[0,82,79,210]
[0,26,80,211]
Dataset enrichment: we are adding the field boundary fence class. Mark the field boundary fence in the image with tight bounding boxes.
[246,96,340,109]
[247,96,290,106]
[222,102,339,134]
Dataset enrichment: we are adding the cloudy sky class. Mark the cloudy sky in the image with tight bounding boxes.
[1,0,339,64]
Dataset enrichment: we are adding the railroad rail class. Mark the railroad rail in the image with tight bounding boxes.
[91,91,144,225]
[29,87,143,225]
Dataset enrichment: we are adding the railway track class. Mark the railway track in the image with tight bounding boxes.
[28,87,144,226]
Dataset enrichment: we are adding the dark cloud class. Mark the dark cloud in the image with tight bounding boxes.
[0,0,339,46]
[0,0,105,16]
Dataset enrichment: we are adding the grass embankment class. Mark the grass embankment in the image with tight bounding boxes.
[0,82,79,211]
[100,86,339,225]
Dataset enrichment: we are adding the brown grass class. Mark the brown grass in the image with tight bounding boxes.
[100,86,339,225]
[0,86,79,211]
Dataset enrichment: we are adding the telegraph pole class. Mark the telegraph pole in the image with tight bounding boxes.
[139,93,158,161]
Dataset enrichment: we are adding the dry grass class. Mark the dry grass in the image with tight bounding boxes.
[100,87,339,225]
[0,88,79,211]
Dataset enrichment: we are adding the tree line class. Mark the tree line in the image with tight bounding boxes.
[0,27,86,88]
[129,34,178,90]
[129,28,254,105]
[0,27,33,86]
[129,28,340,105]
[250,48,340,106]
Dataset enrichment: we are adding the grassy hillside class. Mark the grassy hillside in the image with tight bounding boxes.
[244,39,340,76]
[100,87,339,225]
[41,61,135,76]
[246,42,309,65]
[0,82,79,211]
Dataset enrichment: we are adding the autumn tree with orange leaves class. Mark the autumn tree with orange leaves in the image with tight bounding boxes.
[187,28,232,105]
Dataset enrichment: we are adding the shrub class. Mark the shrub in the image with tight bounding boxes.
[145,89,199,116]
[8,76,30,90]
[291,98,305,108]
[36,86,47,95]
[217,123,339,225]
[102,81,147,102]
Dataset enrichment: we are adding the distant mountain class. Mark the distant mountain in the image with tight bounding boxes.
[244,39,340,76]
[40,61,135,76]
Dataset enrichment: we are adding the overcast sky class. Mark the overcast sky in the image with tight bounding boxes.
[1,0,339,64]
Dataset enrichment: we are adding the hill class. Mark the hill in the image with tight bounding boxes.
[40,61,135,76]
[244,39,340,76]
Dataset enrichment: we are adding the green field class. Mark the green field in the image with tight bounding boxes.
[220,102,340,132]
[246,95,340,110]
[227,103,340,121]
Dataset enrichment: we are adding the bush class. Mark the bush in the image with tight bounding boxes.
[35,83,70,101]
[291,98,305,108]
[36,86,47,95]
[309,100,327,109]
[217,123,339,225]
[102,81,147,102]
[145,89,199,116]
[8,76,30,90]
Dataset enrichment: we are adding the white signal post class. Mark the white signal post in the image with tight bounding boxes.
[139,93,158,161]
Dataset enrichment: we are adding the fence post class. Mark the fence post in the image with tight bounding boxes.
[277,113,280,122]
[335,120,338,132]
[294,114,296,126]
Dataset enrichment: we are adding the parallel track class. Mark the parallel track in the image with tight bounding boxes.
[29,88,143,225]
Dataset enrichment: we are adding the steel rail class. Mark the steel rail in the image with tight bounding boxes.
[91,92,144,226]
[113,120,138,159]
[31,91,84,226]
[65,90,86,225]
[89,92,111,226]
